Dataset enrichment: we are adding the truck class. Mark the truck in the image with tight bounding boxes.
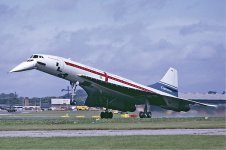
[76,106,89,111]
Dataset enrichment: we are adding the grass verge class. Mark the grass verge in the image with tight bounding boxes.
[0,117,225,130]
[0,135,225,149]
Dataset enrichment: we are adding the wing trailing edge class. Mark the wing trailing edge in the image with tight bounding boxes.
[163,94,218,108]
[180,97,218,108]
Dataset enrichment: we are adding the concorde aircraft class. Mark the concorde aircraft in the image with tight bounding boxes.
[10,54,216,118]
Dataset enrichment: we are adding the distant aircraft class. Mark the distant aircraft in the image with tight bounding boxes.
[0,105,17,112]
[10,54,216,118]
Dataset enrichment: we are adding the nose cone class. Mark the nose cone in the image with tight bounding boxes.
[10,61,37,73]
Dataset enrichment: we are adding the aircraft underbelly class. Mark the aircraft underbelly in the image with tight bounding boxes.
[78,76,168,112]
[39,66,189,112]
[80,84,137,112]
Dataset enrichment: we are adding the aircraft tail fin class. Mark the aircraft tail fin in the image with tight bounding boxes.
[150,67,179,97]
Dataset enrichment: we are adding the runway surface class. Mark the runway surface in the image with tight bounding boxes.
[0,129,225,137]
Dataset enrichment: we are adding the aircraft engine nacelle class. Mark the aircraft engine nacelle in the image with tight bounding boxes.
[162,104,190,112]
[178,104,190,112]
[82,86,136,112]
[85,96,136,112]
[108,101,136,112]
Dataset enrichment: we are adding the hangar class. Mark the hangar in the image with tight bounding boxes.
[50,99,70,111]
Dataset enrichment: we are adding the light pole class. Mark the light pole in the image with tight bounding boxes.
[61,86,71,99]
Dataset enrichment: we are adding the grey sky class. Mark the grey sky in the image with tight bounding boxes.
[0,0,225,97]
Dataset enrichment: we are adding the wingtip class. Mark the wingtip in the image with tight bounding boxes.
[211,104,218,108]
[204,103,218,108]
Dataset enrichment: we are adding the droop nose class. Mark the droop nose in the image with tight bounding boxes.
[10,61,37,73]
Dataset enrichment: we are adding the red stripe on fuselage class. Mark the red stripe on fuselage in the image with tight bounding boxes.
[65,61,153,93]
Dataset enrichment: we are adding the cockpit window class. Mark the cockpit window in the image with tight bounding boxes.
[29,55,44,59]
[33,55,38,58]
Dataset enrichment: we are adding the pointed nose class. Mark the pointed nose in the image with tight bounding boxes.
[10,61,37,73]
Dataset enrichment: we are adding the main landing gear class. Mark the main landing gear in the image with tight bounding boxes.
[100,99,113,119]
[100,111,113,119]
[139,103,152,118]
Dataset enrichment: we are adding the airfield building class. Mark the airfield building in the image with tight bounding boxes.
[23,97,30,106]
[51,99,70,111]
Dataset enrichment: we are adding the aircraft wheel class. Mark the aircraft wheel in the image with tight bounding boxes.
[139,112,146,118]
[146,112,152,118]
[100,112,105,119]
[100,112,113,119]
[108,112,113,119]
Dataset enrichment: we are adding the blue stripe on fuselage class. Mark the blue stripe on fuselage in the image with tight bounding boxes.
[149,82,178,97]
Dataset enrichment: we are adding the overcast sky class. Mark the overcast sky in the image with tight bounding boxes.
[0,0,225,97]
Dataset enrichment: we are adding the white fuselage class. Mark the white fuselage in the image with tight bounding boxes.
[11,54,174,97]
[10,54,216,114]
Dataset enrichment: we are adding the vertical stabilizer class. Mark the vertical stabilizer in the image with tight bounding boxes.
[160,67,178,89]
[150,67,179,97]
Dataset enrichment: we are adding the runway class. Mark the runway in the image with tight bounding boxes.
[0,129,225,137]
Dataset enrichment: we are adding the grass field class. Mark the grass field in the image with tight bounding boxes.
[0,110,119,119]
[0,135,225,149]
[0,116,225,130]
[0,111,225,130]
[0,111,225,149]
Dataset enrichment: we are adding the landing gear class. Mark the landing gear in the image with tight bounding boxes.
[139,111,152,118]
[100,99,113,119]
[146,112,152,118]
[100,111,113,119]
[70,81,79,105]
[139,102,152,118]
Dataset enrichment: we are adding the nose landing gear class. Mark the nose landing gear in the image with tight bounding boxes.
[100,111,113,119]
[70,81,79,105]
[100,99,113,119]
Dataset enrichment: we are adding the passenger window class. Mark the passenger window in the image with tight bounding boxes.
[38,56,44,58]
